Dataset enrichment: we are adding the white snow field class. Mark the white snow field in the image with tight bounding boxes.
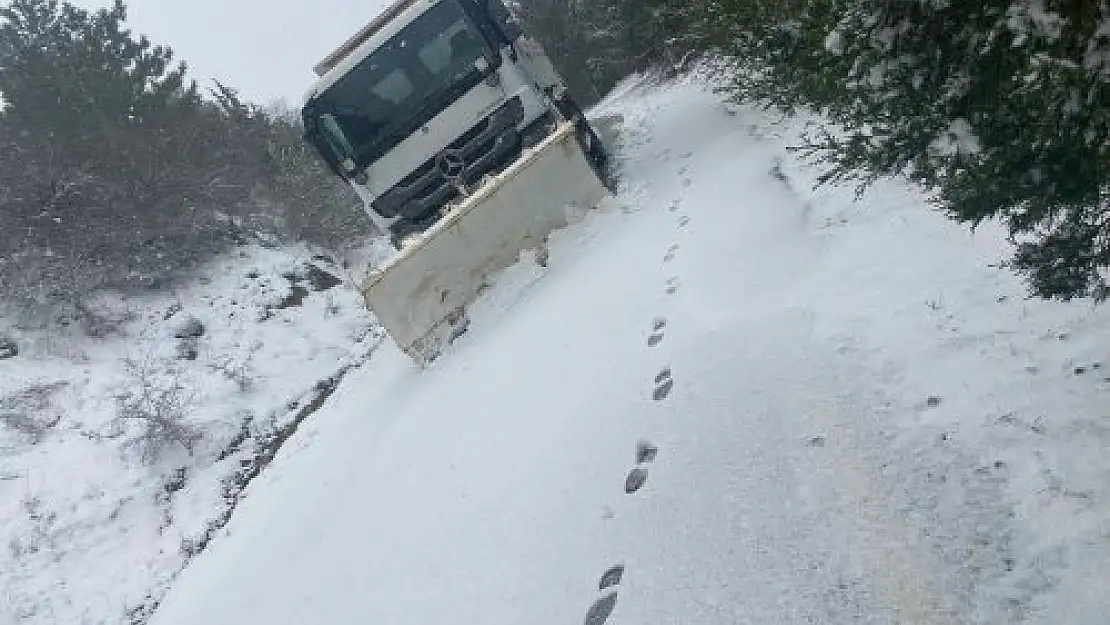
[0,246,383,624]
[139,72,1110,625]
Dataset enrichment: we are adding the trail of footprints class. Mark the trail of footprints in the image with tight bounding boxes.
[581,161,691,625]
[580,365,671,620]
[625,439,659,493]
[581,196,692,625]
[584,440,659,624]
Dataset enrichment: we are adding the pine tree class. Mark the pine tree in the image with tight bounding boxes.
[689,0,1109,300]
[0,0,204,301]
[0,0,364,322]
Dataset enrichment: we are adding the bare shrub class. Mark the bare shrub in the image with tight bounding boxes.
[208,356,254,393]
[114,361,201,465]
[0,412,61,446]
[0,381,68,412]
[0,382,67,446]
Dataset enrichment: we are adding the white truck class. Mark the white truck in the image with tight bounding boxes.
[301,0,616,364]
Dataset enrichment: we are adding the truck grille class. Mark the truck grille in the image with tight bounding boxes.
[393,117,491,189]
[373,96,525,221]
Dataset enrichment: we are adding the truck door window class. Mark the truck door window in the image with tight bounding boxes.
[318,114,355,161]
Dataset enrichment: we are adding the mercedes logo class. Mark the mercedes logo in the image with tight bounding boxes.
[436,149,466,181]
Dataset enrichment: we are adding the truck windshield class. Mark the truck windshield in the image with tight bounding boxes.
[308,0,490,167]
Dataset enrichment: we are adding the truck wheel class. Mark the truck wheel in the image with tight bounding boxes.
[575,120,616,193]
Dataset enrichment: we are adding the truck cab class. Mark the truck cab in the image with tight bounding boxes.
[301,0,606,248]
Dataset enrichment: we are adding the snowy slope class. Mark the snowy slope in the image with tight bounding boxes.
[15,71,1110,624]
[0,245,382,624]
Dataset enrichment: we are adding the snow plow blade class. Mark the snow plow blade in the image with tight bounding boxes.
[360,121,613,365]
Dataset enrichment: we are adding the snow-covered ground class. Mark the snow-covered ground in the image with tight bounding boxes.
[140,72,1110,624]
[6,70,1110,624]
[1,245,382,623]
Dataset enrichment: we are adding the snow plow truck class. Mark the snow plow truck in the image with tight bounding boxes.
[300,0,617,365]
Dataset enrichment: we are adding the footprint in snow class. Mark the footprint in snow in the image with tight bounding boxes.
[625,467,649,493]
[681,177,692,189]
[647,317,667,347]
[665,277,680,295]
[625,439,659,493]
[668,199,681,213]
[584,591,619,625]
[678,164,691,176]
[585,562,627,623]
[678,215,690,228]
[663,244,678,263]
[599,564,625,590]
[653,368,674,401]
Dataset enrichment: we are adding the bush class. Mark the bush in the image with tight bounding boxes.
[0,1,370,319]
[687,0,1110,300]
[0,381,67,446]
[511,0,697,105]
[113,360,201,464]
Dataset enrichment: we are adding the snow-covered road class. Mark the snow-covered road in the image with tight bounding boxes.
[146,74,1110,625]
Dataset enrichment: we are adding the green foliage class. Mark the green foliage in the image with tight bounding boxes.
[683,0,1109,300]
[251,99,374,252]
[513,0,697,104]
[0,0,366,320]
